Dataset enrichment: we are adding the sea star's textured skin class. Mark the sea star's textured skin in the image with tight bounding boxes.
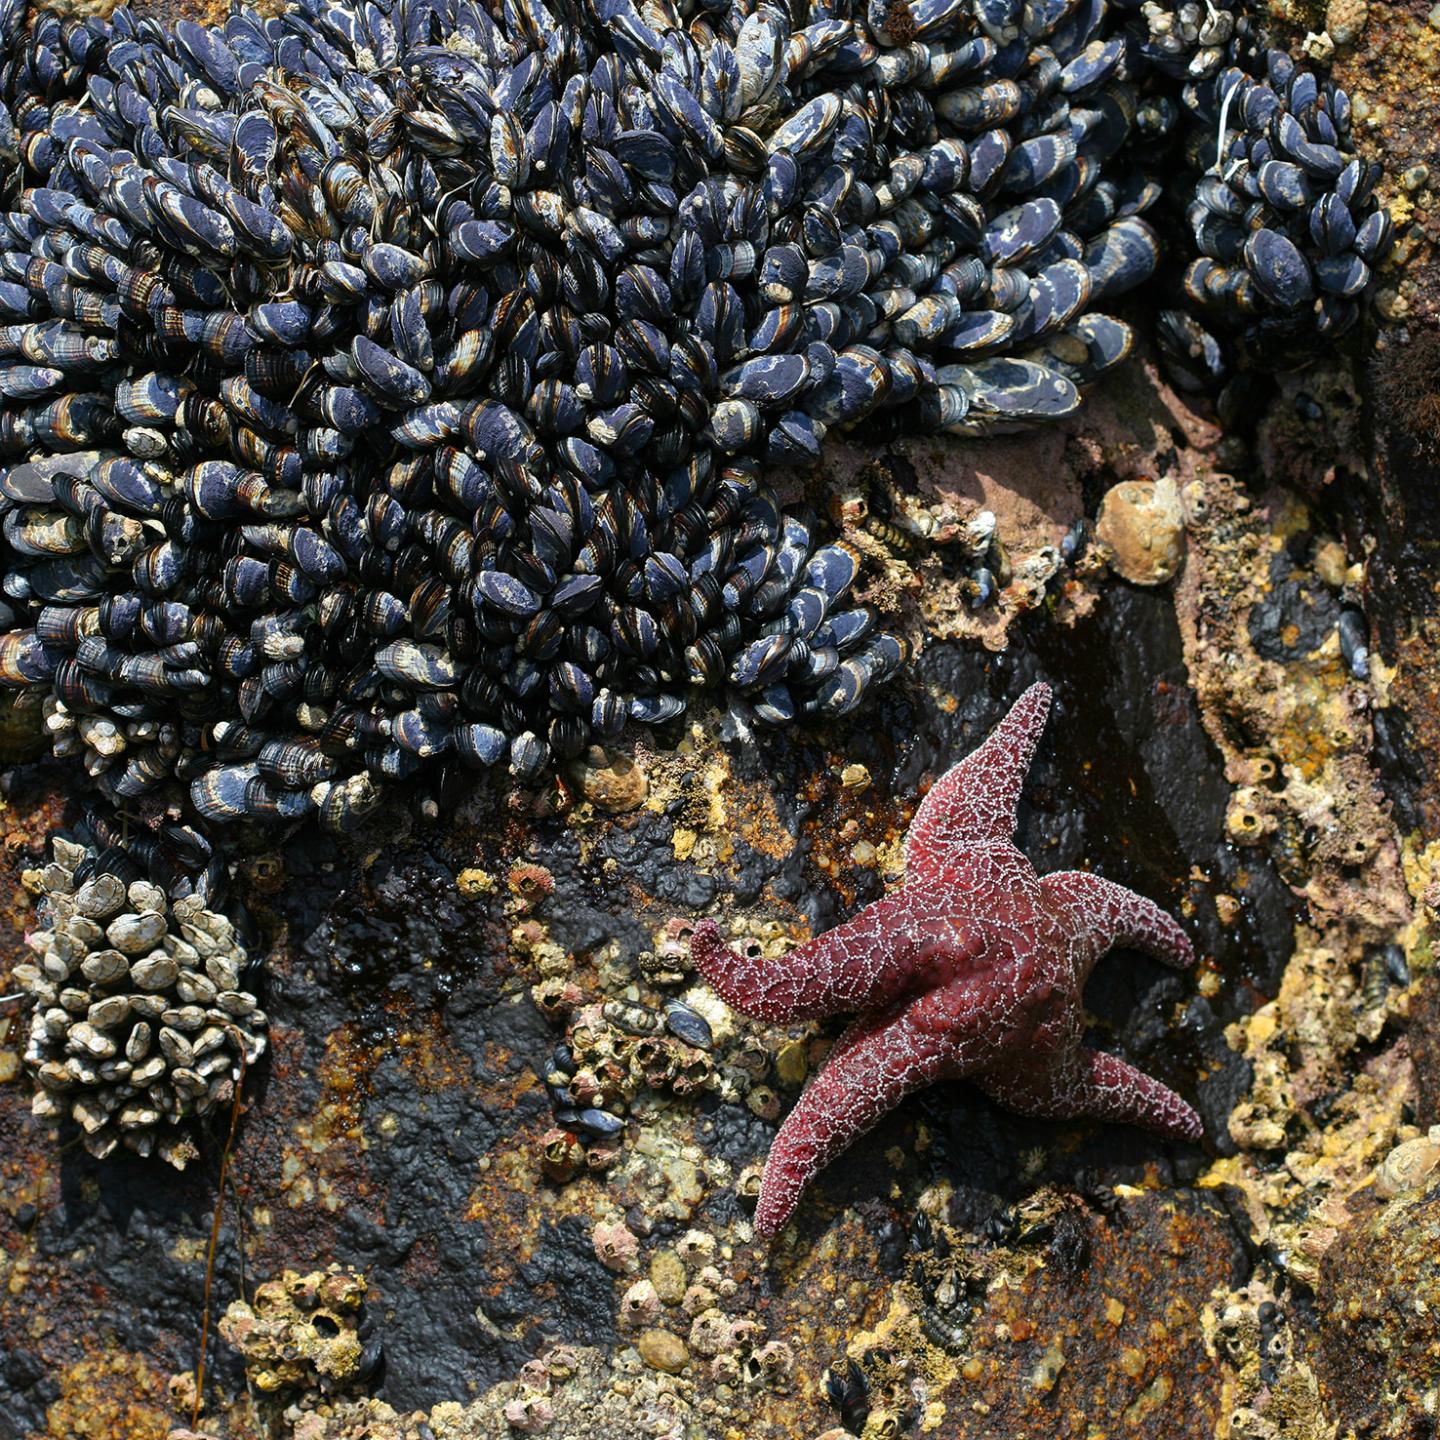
[691,682,1202,1237]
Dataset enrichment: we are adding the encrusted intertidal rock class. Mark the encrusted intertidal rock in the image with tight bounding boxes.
[534,994,726,1179]
[0,0,1390,840]
[217,1265,372,1400]
[15,834,265,1165]
[1316,1181,1440,1440]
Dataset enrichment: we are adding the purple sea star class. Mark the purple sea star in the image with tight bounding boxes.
[691,681,1202,1238]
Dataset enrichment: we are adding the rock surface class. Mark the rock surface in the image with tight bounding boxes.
[1317,1183,1440,1438]
[0,4,1438,1440]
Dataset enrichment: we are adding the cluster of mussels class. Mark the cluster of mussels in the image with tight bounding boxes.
[1160,29,1391,392]
[14,835,265,1163]
[0,0,1391,840]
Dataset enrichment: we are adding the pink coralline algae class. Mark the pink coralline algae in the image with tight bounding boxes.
[692,682,1202,1238]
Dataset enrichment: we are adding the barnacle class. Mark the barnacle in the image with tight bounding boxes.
[218,1265,372,1399]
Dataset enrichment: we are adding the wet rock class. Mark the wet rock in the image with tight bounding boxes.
[1317,1182,1440,1437]
[0,693,46,765]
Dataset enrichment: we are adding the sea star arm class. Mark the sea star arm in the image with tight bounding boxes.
[1040,870,1194,978]
[690,899,981,1022]
[752,1000,972,1236]
[980,1048,1202,1142]
[1075,1050,1203,1139]
[905,682,1052,882]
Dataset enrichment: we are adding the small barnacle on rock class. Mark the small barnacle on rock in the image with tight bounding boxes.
[567,1066,624,1110]
[1226,789,1279,846]
[531,978,581,1022]
[543,1346,582,1383]
[665,1243,712,1294]
[745,1339,796,1390]
[539,1127,585,1184]
[668,1049,714,1098]
[682,1273,725,1321]
[632,1036,679,1090]
[735,1164,765,1214]
[592,1218,640,1274]
[657,920,697,968]
[731,1034,772,1083]
[746,1084,782,1121]
[501,1391,555,1433]
[687,1308,735,1359]
[583,1140,624,1173]
[507,865,555,910]
[1230,754,1279,788]
[454,867,495,899]
[618,1279,662,1331]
